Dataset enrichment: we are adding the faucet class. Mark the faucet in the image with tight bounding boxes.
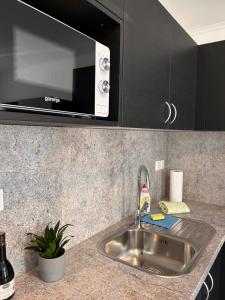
[135,165,150,229]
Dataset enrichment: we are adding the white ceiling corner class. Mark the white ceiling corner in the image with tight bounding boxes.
[190,21,225,45]
[158,0,225,45]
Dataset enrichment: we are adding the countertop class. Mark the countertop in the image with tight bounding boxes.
[14,200,225,300]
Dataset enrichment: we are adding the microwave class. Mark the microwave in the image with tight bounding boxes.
[0,0,110,118]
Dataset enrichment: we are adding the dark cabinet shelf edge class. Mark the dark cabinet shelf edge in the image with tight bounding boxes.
[0,111,118,127]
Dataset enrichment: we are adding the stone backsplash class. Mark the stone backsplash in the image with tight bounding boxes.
[167,131,225,206]
[2,125,225,277]
[0,125,167,276]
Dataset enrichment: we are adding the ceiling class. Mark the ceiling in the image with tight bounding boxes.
[158,0,225,44]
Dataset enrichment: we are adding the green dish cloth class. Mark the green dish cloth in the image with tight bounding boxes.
[159,201,190,214]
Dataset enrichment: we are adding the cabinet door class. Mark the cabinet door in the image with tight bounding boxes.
[216,242,225,299]
[207,251,222,300]
[195,288,204,300]
[195,243,225,300]
[122,0,171,128]
[196,41,225,130]
[170,20,197,130]
[96,0,124,19]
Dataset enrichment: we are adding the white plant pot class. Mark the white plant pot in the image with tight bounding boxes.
[38,248,65,283]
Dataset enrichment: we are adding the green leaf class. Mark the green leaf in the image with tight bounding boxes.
[60,239,70,249]
[59,235,73,247]
[41,249,52,259]
[53,220,60,236]
[57,224,73,237]
[50,241,56,254]
[26,233,43,240]
[25,245,41,252]
[55,232,63,246]
[30,239,47,251]
[44,223,52,241]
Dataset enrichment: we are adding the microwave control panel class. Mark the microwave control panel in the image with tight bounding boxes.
[95,42,110,117]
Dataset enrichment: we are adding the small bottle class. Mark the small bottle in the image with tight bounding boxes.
[0,232,15,299]
[140,184,151,214]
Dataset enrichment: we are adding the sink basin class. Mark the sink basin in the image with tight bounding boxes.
[97,218,216,277]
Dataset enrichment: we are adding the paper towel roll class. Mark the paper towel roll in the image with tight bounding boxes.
[169,170,183,202]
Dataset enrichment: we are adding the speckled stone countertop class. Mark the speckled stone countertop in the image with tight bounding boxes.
[14,200,225,300]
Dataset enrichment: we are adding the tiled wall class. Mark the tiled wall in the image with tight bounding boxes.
[0,125,167,276]
[167,131,225,206]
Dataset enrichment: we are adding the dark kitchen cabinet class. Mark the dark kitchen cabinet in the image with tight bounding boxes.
[196,40,225,131]
[122,0,171,128]
[96,0,124,19]
[195,243,225,300]
[170,19,198,130]
[122,0,198,129]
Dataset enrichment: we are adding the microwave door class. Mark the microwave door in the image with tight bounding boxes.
[0,0,104,118]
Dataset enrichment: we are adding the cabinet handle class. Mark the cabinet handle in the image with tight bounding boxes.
[207,272,214,293]
[170,103,177,124]
[164,101,172,123]
[203,282,210,300]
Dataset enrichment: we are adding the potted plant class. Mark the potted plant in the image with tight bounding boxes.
[25,221,73,282]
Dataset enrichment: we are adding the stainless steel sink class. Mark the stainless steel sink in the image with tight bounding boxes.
[97,217,216,277]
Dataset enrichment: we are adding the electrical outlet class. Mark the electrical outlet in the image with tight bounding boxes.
[155,161,160,171]
[160,160,165,170]
[155,160,165,171]
[0,189,3,211]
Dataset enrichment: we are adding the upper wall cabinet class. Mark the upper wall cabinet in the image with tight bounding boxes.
[196,41,225,131]
[121,0,198,130]
[122,0,170,129]
[170,19,198,130]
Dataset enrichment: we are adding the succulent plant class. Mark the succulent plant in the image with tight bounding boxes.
[25,221,73,259]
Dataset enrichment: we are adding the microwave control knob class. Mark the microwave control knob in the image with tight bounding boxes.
[99,58,110,71]
[99,80,110,94]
